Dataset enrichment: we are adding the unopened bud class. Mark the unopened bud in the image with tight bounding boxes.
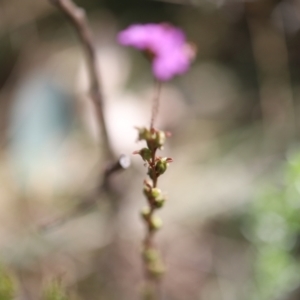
[136,127,153,142]
[150,188,165,208]
[155,130,166,149]
[154,197,165,208]
[147,130,169,150]
[141,207,150,220]
[133,148,152,162]
[148,261,166,278]
[150,216,163,231]
[143,248,159,263]
[150,188,162,199]
[155,157,173,176]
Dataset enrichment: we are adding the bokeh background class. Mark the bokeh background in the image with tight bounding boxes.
[1,0,300,299]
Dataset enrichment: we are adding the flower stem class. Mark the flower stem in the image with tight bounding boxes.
[142,96,162,299]
[135,83,171,299]
[150,81,162,130]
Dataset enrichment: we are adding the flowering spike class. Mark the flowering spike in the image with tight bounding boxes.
[122,22,186,288]
[134,126,172,292]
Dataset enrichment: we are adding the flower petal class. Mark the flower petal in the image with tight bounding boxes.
[153,50,191,81]
[117,23,193,81]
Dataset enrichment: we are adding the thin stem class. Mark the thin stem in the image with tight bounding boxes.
[144,148,157,244]
[150,81,162,130]
[142,95,164,299]
[151,148,158,188]
[49,0,114,161]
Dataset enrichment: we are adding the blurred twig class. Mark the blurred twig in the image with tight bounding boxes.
[246,2,296,142]
[42,0,131,229]
[49,0,114,161]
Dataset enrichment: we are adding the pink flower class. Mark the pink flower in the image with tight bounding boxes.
[117,23,195,81]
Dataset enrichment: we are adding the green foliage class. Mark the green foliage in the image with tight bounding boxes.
[247,152,300,300]
[44,281,69,300]
[0,267,14,300]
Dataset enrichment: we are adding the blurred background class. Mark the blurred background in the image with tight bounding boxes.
[1,0,300,299]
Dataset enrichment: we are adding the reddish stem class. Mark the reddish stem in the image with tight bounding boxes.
[150,81,162,130]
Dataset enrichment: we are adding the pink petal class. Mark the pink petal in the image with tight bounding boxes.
[152,50,191,81]
[117,23,193,81]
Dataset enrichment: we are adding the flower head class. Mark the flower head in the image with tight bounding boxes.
[117,23,195,81]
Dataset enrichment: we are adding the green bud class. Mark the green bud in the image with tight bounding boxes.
[154,131,166,149]
[154,197,165,208]
[155,157,173,176]
[141,148,152,161]
[134,148,152,161]
[155,160,167,175]
[150,188,162,199]
[148,261,166,278]
[146,130,166,150]
[150,216,163,231]
[141,207,150,220]
[136,127,152,141]
[143,248,159,263]
[149,188,165,208]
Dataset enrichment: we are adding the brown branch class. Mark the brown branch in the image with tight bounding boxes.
[43,0,132,233]
[49,0,114,161]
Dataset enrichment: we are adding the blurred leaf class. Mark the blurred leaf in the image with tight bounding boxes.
[44,280,69,300]
[246,151,300,300]
[0,266,15,300]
